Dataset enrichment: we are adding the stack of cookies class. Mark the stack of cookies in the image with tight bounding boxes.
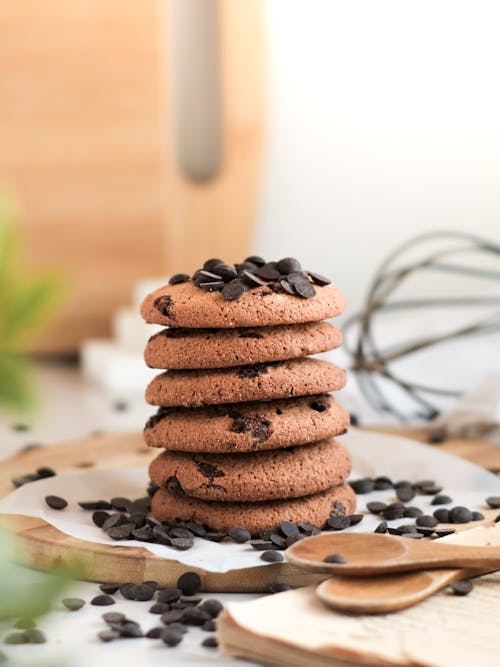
[141,256,355,536]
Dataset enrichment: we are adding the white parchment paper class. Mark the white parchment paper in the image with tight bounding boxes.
[1,429,498,573]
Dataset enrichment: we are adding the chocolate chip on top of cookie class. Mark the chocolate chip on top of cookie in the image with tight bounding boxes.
[168,256,331,301]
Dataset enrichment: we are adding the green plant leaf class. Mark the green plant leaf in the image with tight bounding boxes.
[0,273,63,345]
[0,353,33,412]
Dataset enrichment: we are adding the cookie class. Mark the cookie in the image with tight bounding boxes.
[140,280,345,328]
[144,394,349,453]
[149,438,351,502]
[145,321,342,370]
[146,358,346,408]
[150,483,356,536]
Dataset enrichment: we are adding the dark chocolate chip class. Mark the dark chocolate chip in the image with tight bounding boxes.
[267,582,293,594]
[215,264,238,281]
[202,636,218,648]
[199,599,223,618]
[472,511,485,521]
[433,508,450,523]
[308,271,331,286]
[287,271,316,298]
[177,572,201,596]
[449,506,473,524]
[486,496,500,509]
[326,515,350,530]
[150,603,170,615]
[199,280,225,291]
[98,630,119,642]
[366,501,387,514]
[434,528,455,537]
[99,584,119,595]
[92,510,110,527]
[36,466,56,479]
[309,395,332,412]
[323,553,346,564]
[169,273,190,285]
[245,255,266,267]
[450,580,473,596]
[416,515,439,528]
[349,478,375,494]
[157,588,182,604]
[196,461,225,478]
[162,628,184,646]
[154,295,175,319]
[45,495,68,510]
[374,476,393,490]
[182,607,211,626]
[203,258,224,272]
[280,521,300,538]
[348,514,364,526]
[62,598,85,611]
[229,527,251,543]
[91,594,115,606]
[257,262,280,281]
[146,626,164,639]
[277,257,301,274]
[221,280,247,301]
[279,279,295,295]
[202,619,217,632]
[395,482,416,502]
[107,523,134,540]
[374,521,388,533]
[260,551,284,563]
[161,609,186,625]
[79,499,113,510]
[240,270,265,288]
[403,506,423,518]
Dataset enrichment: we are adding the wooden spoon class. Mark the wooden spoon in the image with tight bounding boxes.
[316,567,489,613]
[285,532,500,576]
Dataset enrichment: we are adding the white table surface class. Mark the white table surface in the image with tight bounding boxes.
[0,361,261,667]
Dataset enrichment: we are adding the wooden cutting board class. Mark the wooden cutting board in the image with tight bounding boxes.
[0,429,498,592]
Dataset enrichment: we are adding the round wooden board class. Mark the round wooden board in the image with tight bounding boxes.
[0,431,325,592]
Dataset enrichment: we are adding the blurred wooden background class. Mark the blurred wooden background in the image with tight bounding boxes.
[0,0,265,354]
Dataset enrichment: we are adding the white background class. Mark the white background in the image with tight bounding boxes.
[255,0,500,313]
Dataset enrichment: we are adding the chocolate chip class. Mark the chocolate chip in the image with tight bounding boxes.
[260,551,284,563]
[203,258,224,272]
[418,484,443,495]
[309,395,332,412]
[326,515,350,530]
[170,537,195,550]
[277,257,301,274]
[236,363,268,379]
[280,521,300,538]
[161,609,186,625]
[240,270,265,288]
[154,295,175,319]
[162,628,184,646]
[23,629,46,644]
[169,273,190,285]
[267,582,293,594]
[199,280,225,291]
[62,598,85,611]
[416,515,439,528]
[323,553,346,564]
[98,629,119,642]
[382,503,406,521]
[149,603,169,614]
[202,636,218,648]
[157,588,182,604]
[146,626,163,639]
[120,622,143,638]
[449,506,473,524]
[229,527,251,543]
[434,528,455,537]
[215,264,238,281]
[366,501,387,514]
[403,506,423,518]
[99,584,119,595]
[204,532,226,542]
[349,478,375,494]
[245,255,266,266]
[91,595,115,606]
[374,476,393,490]
[107,524,134,540]
[196,461,225,478]
[308,271,331,286]
[279,279,295,294]
[250,540,275,551]
[433,507,451,523]
[45,495,68,510]
[486,496,500,509]
[395,482,416,502]
[297,521,321,535]
[221,280,247,301]
[230,415,271,441]
[256,262,280,281]
[375,521,388,533]
[177,572,201,596]
[182,607,211,626]
[472,511,485,521]
[202,619,217,632]
[287,271,316,298]
[348,514,364,526]
[450,580,473,596]
[199,599,223,618]
[36,466,56,479]
[79,499,113,510]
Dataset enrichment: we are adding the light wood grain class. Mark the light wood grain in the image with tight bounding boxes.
[0,0,266,354]
[286,530,500,576]
[0,431,323,592]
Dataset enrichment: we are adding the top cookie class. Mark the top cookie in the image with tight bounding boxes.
[140,256,344,328]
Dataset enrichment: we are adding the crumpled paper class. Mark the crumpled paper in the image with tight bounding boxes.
[0,429,498,573]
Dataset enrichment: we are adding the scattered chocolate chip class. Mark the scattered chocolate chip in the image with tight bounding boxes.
[45,495,68,510]
[280,521,300,538]
[202,636,218,648]
[486,496,500,509]
[230,415,271,441]
[36,466,56,479]
[279,279,295,295]
[256,262,280,281]
[433,508,450,523]
[374,521,388,533]
[349,478,375,494]
[157,588,182,604]
[403,506,423,518]
[199,280,225,291]
[150,603,170,615]
[267,582,293,594]
[169,273,190,285]
[323,553,346,564]
[434,528,455,537]
[236,363,268,379]
[245,255,266,266]
[202,619,217,632]
[204,532,226,542]
[196,461,225,478]
[449,506,473,524]
[177,572,201,596]
[120,622,143,638]
[326,515,350,530]
[161,609,186,625]
[113,400,128,412]
[107,524,134,540]
[162,628,184,646]
[374,476,393,490]
[62,598,85,611]
[450,580,473,596]
[395,482,416,502]
[366,501,387,514]
[260,550,284,563]
[182,607,211,626]
[229,527,251,543]
[80,500,113,510]
[472,511,485,521]
[240,270,265,288]
[431,494,452,506]
[91,594,115,606]
[416,515,439,528]
[199,599,223,618]
[99,584,119,595]
[348,514,364,526]
[203,258,224,272]
[277,257,301,273]
[146,626,163,639]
